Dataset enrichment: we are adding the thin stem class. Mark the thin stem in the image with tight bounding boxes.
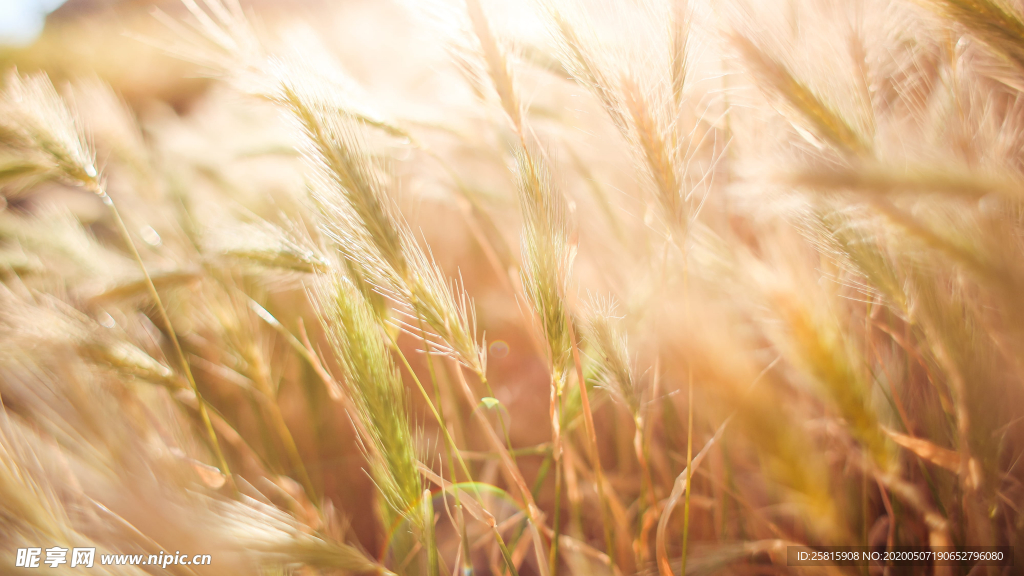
[632,415,654,567]
[548,383,564,576]
[387,333,474,490]
[549,458,563,576]
[423,488,439,576]
[386,332,516,576]
[449,360,549,576]
[681,363,694,574]
[251,302,343,399]
[97,186,234,492]
[565,312,615,567]
[681,258,694,575]
[254,358,319,505]
[233,291,317,502]
[416,316,466,576]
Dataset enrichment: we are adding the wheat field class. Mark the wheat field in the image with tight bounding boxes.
[1,0,1022,574]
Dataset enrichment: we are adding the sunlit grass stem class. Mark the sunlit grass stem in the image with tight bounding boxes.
[95,182,235,492]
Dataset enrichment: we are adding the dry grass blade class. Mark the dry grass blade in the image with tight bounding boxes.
[786,163,1023,201]
[655,419,729,576]
[207,221,330,274]
[86,269,202,305]
[212,496,394,574]
[882,427,961,473]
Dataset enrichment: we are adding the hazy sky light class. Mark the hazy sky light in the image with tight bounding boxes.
[0,0,68,46]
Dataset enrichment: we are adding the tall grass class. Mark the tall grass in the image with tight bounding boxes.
[1,0,1022,574]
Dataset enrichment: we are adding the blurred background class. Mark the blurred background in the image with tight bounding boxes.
[4,0,1024,574]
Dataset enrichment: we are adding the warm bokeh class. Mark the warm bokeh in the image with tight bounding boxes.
[2,1,1023,575]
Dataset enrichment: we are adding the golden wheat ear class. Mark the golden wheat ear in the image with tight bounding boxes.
[914,0,1024,73]
[513,145,575,374]
[311,270,423,528]
[296,88,485,379]
[729,33,871,159]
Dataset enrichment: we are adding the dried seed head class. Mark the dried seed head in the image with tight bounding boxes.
[0,72,99,188]
[582,297,641,417]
